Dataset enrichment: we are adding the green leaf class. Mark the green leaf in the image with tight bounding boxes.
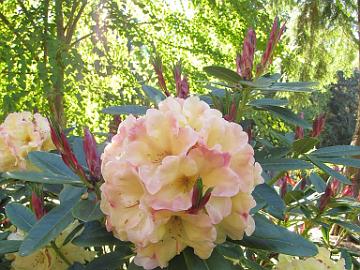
[0,232,10,240]
[85,249,132,270]
[261,106,311,128]
[19,194,80,256]
[308,173,326,193]
[256,82,316,92]
[28,151,78,178]
[72,200,103,222]
[203,66,243,84]
[0,240,22,254]
[292,138,319,154]
[260,158,313,171]
[253,73,281,87]
[3,171,83,185]
[183,248,238,270]
[249,98,288,107]
[5,203,36,232]
[331,220,360,234]
[142,85,166,104]
[315,157,360,168]
[307,155,352,185]
[102,105,148,115]
[311,145,360,157]
[236,214,317,256]
[252,184,285,219]
[72,221,121,247]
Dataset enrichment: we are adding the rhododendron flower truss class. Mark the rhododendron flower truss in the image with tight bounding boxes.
[100,96,263,269]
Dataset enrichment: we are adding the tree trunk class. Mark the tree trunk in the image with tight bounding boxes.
[346,0,360,197]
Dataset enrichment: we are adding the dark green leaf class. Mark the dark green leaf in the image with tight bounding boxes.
[311,145,360,157]
[28,151,78,178]
[72,200,103,222]
[19,194,80,256]
[236,214,317,256]
[261,106,311,128]
[256,82,316,92]
[249,98,288,107]
[0,232,10,240]
[85,249,132,270]
[3,171,83,185]
[292,138,319,154]
[203,66,243,84]
[307,155,352,185]
[5,203,36,232]
[0,240,22,254]
[316,157,360,168]
[72,221,121,247]
[261,158,313,171]
[252,184,285,219]
[308,173,326,193]
[142,85,166,104]
[331,220,360,233]
[102,105,148,115]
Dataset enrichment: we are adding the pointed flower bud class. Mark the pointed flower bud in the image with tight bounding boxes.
[188,178,213,214]
[256,17,286,77]
[84,128,101,181]
[224,100,237,122]
[295,112,304,139]
[310,114,326,137]
[173,61,189,99]
[319,183,333,212]
[152,56,170,97]
[237,29,256,80]
[31,192,45,220]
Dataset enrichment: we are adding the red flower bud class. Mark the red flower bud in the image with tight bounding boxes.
[224,101,237,122]
[310,114,326,137]
[319,183,333,212]
[237,29,256,80]
[84,128,101,181]
[174,62,190,99]
[280,178,287,198]
[152,56,170,97]
[342,185,353,197]
[256,17,286,77]
[31,192,44,220]
[295,112,304,139]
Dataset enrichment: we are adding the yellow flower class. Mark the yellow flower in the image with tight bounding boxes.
[6,223,95,270]
[0,112,55,172]
[276,247,345,270]
[101,96,263,269]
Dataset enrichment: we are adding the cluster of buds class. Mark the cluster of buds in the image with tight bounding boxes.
[48,117,101,189]
[236,29,256,80]
[256,17,286,77]
[294,113,326,140]
[152,57,189,98]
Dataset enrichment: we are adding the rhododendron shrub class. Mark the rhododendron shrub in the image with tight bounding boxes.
[1,17,359,270]
[100,96,263,268]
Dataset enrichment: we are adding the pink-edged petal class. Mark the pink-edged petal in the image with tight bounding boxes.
[205,196,232,224]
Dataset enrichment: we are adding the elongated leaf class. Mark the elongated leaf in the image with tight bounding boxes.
[261,158,313,171]
[292,138,319,154]
[307,155,352,185]
[183,248,237,270]
[6,203,36,232]
[256,82,316,92]
[316,157,360,168]
[252,184,285,219]
[28,151,78,178]
[308,173,326,193]
[85,249,132,270]
[3,171,83,185]
[237,214,317,256]
[142,85,166,104]
[203,66,243,84]
[253,73,281,87]
[331,220,360,233]
[311,145,360,157]
[19,194,80,256]
[261,106,311,128]
[0,240,22,254]
[72,200,103,222]
[72,221,121,247]
[102,105,148,115]
[0,232,10,240]
[249,98,288,107]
